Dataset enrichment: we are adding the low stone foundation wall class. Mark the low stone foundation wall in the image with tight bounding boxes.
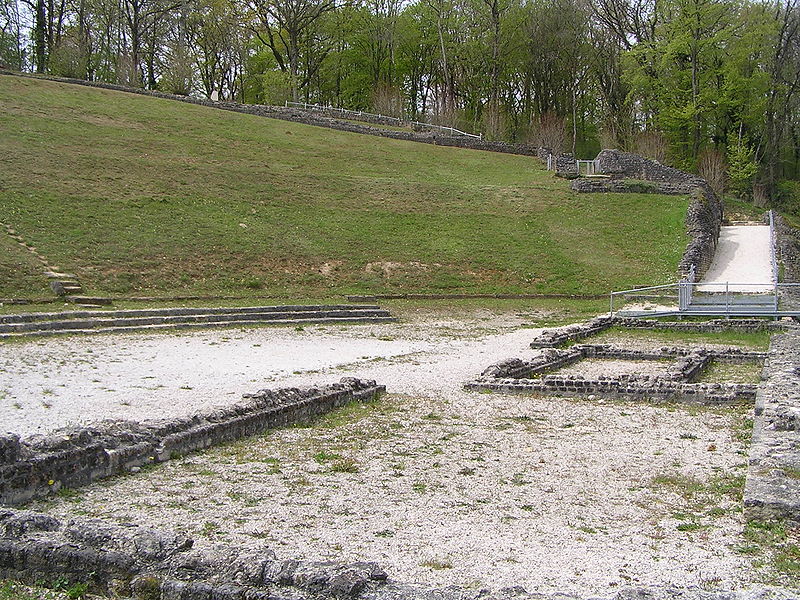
[466,375,756,404]
[0,378,384,506]
[744,331,800,523]
[0,508,388,599]
[531,316,788,348]
[471,344,762,404]
[530,316,615,347]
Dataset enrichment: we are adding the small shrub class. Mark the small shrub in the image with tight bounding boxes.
[66,583,88,599]
[331,458,359,473]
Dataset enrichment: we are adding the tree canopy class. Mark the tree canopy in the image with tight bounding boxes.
[2,0,799,204]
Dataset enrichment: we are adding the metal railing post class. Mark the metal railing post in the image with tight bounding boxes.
[725,282,730,318]
[610,292,614,315]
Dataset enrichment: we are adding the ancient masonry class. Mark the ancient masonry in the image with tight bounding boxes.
[1,324,799,598]
[744,330,800,523]
[0,305,397,339]
[467,316,800,526]
[466,343,764,404]
[569,150,724,279]
[0,378,384,505]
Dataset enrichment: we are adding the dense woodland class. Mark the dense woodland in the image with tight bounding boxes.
[1,0,799,205]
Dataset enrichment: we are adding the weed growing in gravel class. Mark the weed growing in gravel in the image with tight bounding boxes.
[420,559,453,570]
[0,580,66,600]
[330,458,359,473]
[648,469,746,535]
[55,488,83,503]
[201,521,220,536]
[738,519,800,582]
[313,451,342,464]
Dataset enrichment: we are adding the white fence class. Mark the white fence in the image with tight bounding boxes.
[576,159,601,176]
[284,102,482,139]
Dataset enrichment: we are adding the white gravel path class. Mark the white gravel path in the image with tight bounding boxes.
[0,312,535,435]
[698,225,774,292]
[2,313,787,595]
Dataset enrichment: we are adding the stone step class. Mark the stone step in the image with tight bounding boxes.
[49,280,82,296]
[0,308,394,333]
[0,304,385,324]
[65,295,112,305]
[0,314,397,339]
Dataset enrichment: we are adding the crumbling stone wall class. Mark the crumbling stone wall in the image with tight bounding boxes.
[744,330,800,523]
[570,150,724,278]
[530,316,786,349]
[0,509,388,599]
[0,379,383,505]
[0,71,539,158]
[471,343,763,404]
[555,153,578,178]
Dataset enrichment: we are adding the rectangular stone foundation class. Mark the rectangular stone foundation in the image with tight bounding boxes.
[0,378,384,505]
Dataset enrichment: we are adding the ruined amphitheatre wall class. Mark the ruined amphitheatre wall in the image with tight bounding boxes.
[571,150,724,279]
[0,70,538,157]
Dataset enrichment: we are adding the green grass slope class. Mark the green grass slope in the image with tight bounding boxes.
[0,234,50,297]
[0,75,688,298]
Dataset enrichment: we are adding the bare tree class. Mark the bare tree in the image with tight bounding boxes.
[698,148,727,197]
[759,0,800,197]
[247,0,337,100]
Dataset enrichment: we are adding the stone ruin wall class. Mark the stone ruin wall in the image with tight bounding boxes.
[521,315,800,524]
[570,150,724,279]
[0,71,539,158]
[744,329,800,524]
[529,315,784,349]
[468,342,764,405]
[0,378,384,506]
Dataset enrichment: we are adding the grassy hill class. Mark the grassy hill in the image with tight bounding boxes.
[0,75,689,299]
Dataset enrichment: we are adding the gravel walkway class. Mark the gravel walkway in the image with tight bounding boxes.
[4,311,786,595]
[698,225,773,292]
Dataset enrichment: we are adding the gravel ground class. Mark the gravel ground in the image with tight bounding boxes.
[1,310,787,595]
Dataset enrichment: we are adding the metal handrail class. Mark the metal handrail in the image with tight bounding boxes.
[284,101,482,139]
[609,281,800,315]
